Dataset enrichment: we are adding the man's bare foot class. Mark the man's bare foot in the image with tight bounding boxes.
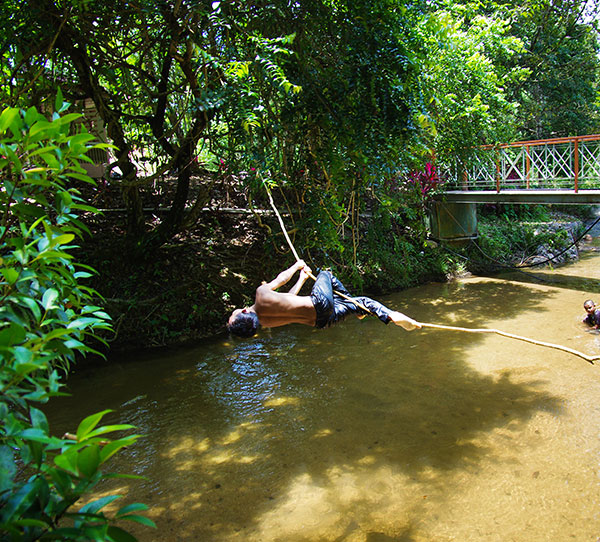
[389,311,421,331]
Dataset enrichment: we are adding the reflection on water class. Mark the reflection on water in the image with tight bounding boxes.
[47,253,600,542]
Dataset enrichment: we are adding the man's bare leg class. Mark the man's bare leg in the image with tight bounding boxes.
[389,311,421,331]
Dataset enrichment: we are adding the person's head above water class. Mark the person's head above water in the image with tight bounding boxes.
[227,308,260,338]
[584,299,596,313]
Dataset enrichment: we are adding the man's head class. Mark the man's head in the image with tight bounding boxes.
[227,308,260,338]
[585,299,596,313]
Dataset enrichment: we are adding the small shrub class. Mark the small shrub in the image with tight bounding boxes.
[0,100,154,541]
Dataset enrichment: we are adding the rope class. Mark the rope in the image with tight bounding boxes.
[262,181,598,365]
[420,322,600,364]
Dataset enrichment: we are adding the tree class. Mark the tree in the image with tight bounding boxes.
[220,0,432,261]
[509,0,600,138]
[439,0,600,140]
[418,4,527,165]
[1,0,437,266]
[0,0,304,249]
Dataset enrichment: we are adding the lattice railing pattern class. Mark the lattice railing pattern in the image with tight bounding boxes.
[445,136,600,191]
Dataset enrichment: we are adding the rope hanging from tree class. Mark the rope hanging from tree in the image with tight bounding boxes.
[262,181,600,365]
[264,183,371,313]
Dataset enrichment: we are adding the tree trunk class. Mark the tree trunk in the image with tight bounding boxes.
[40,1,146,239]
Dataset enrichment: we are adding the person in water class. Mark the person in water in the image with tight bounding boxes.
[227,260,421,338]
[583,299,600,329]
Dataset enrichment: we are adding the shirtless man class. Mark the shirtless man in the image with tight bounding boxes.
[227,260,421,338]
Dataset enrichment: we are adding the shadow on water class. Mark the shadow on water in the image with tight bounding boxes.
[48,279,565,541]
[492,270,600,294]
[481,251,600,294]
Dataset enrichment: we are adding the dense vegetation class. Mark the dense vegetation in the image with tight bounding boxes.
[0,0,599,539]
[3,1,598,248]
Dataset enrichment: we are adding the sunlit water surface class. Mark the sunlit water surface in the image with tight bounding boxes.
[47,248,600,542]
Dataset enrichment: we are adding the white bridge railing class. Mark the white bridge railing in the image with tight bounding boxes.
[446,134,600,191]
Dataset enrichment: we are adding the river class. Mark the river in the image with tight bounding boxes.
[46,246,600,542]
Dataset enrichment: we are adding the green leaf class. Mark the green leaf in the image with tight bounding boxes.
[66,172,96,183]
[115,503,149,517]
[25,106,39,127]
[64,338,85,349]
[79,494,121,515]
[13,346,33,365]
[56,113,83,125]
[106,525,138,542]
[42,328,73,341]
[4,144,23,173]
[54,450,79,476]
[104,473,146,481]
[50,233,75,247]
[19,296,42,322]
[0,323,26,347]
[91,142,117,150]
[67,317,104,329]
[41,288,59,310]
[84,424,135,439]
[48,467,72,494]
[28,144,59,158]
[0,445,16,493]
[82,525,110,540]
[30,407,49,432]
[71,203,99,213]
[1,267,19,284]
[29,120,54,139]
[1,477,43,519]
[20,428,51,444]
[55,87,65,112]
[119,514,156,528]
[0,107,19,134]
[76,410,112,440]
[99,435,138,463]
[68,133,96,146]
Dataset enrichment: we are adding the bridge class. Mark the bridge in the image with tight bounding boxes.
[440,134,600,204]
[431,134,600,242]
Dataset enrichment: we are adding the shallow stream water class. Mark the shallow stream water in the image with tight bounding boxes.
[47,247,600,542]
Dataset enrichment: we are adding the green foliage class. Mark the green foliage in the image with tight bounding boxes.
[434,0,600,141]
[222,0,436,272]
[419,4,526,165]
[359,216,447,293]
[1,0,436,258]
[507,0,600,138]
[477,218,539,259]
[0,104,153,540]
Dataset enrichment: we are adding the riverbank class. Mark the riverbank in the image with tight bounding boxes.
[474,208,588,270]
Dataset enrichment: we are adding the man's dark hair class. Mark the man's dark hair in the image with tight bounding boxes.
[227,311,260,338]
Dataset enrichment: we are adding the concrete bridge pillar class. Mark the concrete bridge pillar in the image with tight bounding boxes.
[428,201,478,246]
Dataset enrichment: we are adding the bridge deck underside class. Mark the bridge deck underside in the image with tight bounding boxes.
[439,190,600,205]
